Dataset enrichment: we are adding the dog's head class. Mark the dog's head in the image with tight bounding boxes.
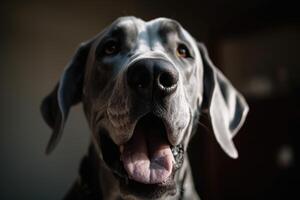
[41,17,248,199]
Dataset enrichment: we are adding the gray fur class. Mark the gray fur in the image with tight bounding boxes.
[41,16,249,200]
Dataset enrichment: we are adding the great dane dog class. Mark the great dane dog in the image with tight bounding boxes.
[41,16,249,200]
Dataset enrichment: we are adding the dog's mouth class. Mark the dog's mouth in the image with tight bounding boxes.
[120,113,174,184]
[100,113,184,198]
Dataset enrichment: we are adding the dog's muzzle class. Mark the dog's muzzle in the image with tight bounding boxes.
[118,58,179,184]
[103,56,185,189]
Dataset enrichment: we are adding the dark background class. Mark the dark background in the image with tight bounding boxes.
[1,0,299,199]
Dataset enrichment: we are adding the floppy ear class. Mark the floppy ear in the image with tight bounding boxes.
[41,41,92,154]
[198,42,249,159]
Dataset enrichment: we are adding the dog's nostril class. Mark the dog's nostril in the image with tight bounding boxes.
[127,63,152,90]
[158,72,177,88]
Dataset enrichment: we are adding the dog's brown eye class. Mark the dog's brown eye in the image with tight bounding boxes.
[176,44,190,58]
[104,41,119,55]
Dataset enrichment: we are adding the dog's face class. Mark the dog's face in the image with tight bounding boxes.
[84,17,202,198]
[41,17,248,200]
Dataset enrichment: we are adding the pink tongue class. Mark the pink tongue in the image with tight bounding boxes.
[121,125,174,184]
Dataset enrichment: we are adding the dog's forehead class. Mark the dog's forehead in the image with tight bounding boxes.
[109,16,192,40]
[113,17,178,29]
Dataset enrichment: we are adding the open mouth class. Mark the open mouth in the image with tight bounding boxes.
[120,113,175,184]
[100,113,184,196]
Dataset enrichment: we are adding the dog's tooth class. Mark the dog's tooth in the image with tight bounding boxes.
[173,149,178,156]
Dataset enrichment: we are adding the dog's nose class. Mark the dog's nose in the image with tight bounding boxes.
[127,59,178,97]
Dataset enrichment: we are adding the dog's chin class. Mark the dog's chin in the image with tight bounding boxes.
[99,113,184,199]
[119,174,177,199]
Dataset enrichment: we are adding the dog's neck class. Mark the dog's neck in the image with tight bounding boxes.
[64,145,200,200]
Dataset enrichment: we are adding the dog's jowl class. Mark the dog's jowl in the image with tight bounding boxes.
[41,17,249,200]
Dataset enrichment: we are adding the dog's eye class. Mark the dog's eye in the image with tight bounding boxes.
[176,44,191,58]
[103,41,119,55]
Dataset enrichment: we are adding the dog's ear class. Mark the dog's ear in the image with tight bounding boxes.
[41,41,92,154]
[198,42,249,159]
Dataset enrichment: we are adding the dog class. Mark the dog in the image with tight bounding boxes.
[41,16,249,200]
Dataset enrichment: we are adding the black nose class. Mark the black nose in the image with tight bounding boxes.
[127,59,178,98]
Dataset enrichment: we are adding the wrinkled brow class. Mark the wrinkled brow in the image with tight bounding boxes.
[107,21,138,39]
[158,20,181,38]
